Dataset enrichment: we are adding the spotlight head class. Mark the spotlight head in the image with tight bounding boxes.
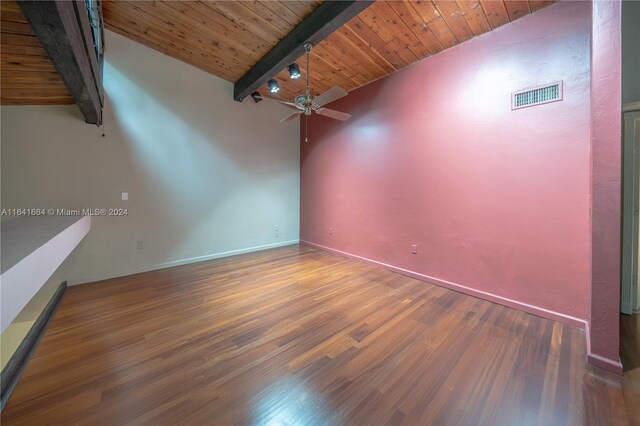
[288,63,301,79]
[268,79,280,93]
[251,91,262,103]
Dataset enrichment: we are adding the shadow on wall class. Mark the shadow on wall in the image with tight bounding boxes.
[96,33,299,276]
[0,30,300,285]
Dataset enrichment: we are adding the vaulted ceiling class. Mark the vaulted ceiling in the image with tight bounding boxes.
[2,0,557,106]
[1,0,73,105]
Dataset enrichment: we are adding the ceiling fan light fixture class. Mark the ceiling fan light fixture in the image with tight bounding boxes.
[268,79,280,93]
[288,63,301,79]
[258,40,350,130]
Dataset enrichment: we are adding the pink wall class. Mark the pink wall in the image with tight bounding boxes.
[589,0,623,374]
[301,1,592,324]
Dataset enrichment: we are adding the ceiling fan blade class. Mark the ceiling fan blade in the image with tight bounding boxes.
[314,86,348,107]
[315,107,351,121]
[280,110,303,122]
[258,95,300,110]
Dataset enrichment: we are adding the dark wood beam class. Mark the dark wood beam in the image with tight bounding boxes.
[17,0,103,124]
[233,0,373,102]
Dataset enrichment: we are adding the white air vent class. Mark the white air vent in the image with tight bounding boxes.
[512,82,562,110]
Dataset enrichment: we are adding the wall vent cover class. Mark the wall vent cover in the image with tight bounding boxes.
[512,81,563,110]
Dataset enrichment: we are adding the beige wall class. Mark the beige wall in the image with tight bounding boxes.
[1,30,300,367]
[622,0,640,104]
[622,1,640,311]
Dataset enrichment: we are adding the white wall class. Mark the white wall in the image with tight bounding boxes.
[1,30,300,285]
[622,0,640,104]
[622,1,640,310]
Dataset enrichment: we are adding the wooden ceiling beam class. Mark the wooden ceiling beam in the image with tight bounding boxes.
[17,0,103,124]
[233,0,374,102]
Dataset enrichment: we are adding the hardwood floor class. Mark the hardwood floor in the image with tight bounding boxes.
[621,313,640,372]
[1,244,636,425]
[620,313,640,425]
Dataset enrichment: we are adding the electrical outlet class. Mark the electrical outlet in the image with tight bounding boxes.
[329,227,333,235]
[275,225,279,238]
[137,240,144,250]
[122,192,129,201]
[411,244,418,254]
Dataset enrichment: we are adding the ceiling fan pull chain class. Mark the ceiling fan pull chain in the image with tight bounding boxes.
[305,114,308,143]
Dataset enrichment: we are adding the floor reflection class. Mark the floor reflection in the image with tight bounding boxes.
[253,379,332,426]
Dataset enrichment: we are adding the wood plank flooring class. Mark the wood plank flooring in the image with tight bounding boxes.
[620,313,640,425]
[1,244,636,425]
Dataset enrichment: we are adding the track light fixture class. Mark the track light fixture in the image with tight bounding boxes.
[288,63,301,79]
[268,79,280,93]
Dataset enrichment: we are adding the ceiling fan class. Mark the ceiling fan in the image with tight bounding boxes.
[256,43,351,125]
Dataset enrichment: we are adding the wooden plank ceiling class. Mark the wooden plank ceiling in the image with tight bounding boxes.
[104,0,557,102]
[2,1,557,106]
[0,0,73,105]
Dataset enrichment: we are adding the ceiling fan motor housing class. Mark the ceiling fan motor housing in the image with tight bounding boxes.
[266,40,350,123]
[295,94,316,114]
[295,94,310,104]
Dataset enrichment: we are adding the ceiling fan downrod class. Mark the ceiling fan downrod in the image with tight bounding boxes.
[258,40,351,126]
[304,42,312,115]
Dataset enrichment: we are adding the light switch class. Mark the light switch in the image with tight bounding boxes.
[121,192,128,201]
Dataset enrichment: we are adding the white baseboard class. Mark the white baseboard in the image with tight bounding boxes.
[302,240,587,329]
[69,239,299,286]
